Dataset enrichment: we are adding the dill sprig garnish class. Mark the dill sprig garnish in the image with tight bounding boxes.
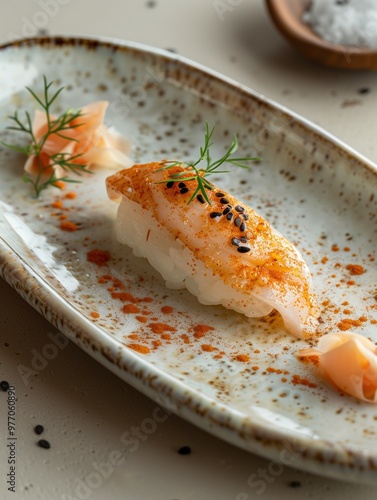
[157,123,259,204]
[2,75,91,198]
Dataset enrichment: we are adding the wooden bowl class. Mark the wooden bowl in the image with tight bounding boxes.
[265,0,377,70]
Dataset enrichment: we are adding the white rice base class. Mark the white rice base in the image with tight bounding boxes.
[115,196,274,318]
[303,0,377,48]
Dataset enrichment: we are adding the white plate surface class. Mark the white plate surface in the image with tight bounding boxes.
[0,36,377,484]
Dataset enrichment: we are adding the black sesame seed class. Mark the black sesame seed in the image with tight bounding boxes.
[235,205,245,213]
[178,446,191,455]
[226,213,233,221]
[220,197,229,204]
[358,87,370,95]
[237,246,250,253]
[222,206,231,215]
[239,222,246,232]
[215,192,225,197]
[289,481,301,488]
[0,380,10,391]
[231,238,241,246]
[34,425,44,435]
[196,194,205,204]
[210,212,222,218]
[180,187,189,194]
[240,236,248,243]
[242,213,249,221]
[166,181,174,188]
[37,439,51,449]
[178,182,186,188]
[234,217,241,227]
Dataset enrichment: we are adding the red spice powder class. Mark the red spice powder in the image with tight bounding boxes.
[59,214,67,220]
[234,354,250,363]
[161,306,174,314]
[90,311,100,319]
[298,354,320,367]
[60,221,79,232]
[122,304,140,314]
[128,343,150,354]
[193,324,215,339]
[331,244,339,252]
[291,374,317,388]
[266,367,290,375]
[52,200,63,209]
[201,344,215,352]
[136,316,148,323]
[161,333,171,340]
[54,180,66,190]
[65,191,77,199]
[128,334,139,340]
[111,292,138,303]
[99,275,124,289]
[110,291,153,304]
[181,334,190,344]
[345,264,365,275]
[87,249,111,266]
[338,318,362,331]
[152,340,162,348]
[148,323,176,334]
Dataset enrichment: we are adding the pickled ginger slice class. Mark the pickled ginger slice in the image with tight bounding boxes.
[297,332,377,403]
[24,101,131,180]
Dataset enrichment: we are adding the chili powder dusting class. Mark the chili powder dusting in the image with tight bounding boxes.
[128,344,150,354]
[87,249,111,266]
[60,221,79,232]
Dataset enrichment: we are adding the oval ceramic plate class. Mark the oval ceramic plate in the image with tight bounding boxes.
[0,37,376,484]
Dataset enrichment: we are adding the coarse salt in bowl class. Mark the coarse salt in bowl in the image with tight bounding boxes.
[304,0,377,48]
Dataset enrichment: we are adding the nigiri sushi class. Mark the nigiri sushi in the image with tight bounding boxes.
[106,160,318,338]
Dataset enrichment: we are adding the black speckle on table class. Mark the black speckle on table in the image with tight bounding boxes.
[0,380,10,391]
[34,425,44,435]
[37,439,51,450]
[289,480,302,488]
[178,446,191,455]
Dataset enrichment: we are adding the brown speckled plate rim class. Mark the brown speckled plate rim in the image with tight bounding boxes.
[1,35,377,484]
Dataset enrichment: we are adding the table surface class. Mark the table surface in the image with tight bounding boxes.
[1,1,377,499]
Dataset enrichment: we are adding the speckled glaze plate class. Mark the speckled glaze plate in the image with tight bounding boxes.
[0,37,377,484]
